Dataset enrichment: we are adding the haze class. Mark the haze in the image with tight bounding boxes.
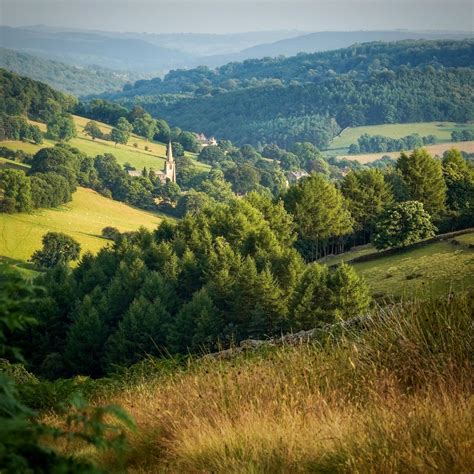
[1,0,472,34]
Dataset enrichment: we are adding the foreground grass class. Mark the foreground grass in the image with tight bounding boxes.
[47,293,473,473]
[326,121,474,154]
[0,187,162,263]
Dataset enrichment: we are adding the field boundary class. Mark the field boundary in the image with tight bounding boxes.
[332,228,474,267]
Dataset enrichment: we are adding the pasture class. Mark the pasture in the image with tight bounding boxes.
[322,234,474,300]
[326,121,474,157]
[1,115,210,172]
[0,187,163,265]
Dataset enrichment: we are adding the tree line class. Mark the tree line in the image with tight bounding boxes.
[349,133,436,154]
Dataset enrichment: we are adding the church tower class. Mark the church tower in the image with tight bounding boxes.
[164,141,176,183]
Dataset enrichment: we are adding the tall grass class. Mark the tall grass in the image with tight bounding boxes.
[51,293,473,472]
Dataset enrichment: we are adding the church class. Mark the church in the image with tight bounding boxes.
[129,142,176,183]
[156,141,176,183]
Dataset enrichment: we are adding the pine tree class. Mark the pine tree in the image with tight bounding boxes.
[397,149,446,217]
[341,169,393,243]
[327,263,371,320]
[284,174,353,259]
[64,296,107,377]
[105,296,171,368]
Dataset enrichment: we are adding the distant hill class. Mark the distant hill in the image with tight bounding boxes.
[0,48,138,96]
[234,30,473,60]
[0,25,193,73]
[100,40,474,148]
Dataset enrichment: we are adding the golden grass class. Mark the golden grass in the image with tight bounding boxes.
[49,293,474,473]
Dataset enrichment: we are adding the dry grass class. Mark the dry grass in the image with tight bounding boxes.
[48,293,474,473]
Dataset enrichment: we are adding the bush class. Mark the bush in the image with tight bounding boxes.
[102,226,121,241]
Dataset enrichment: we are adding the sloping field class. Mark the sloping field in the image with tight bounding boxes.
[326,121,474,155]
[339,141,474,164]
[322,234,474,299]
[0,187,163,263]
[2,115,210,171]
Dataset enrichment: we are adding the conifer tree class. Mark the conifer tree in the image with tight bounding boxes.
[341,169,393,243]
[397,149,446,217]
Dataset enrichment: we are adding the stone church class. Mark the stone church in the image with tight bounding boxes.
[159,141,176,183]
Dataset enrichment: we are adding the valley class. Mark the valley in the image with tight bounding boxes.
[0,18,473,474]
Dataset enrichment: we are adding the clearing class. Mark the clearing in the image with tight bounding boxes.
[325,121,474,158]
[0,187,163,265]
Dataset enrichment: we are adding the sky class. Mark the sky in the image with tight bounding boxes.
[1,0,473,34]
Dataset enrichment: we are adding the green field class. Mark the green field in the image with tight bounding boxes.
[326,122,474,156]
[0,187,163,267]
[323,236,474,300]
[0,115,210,173]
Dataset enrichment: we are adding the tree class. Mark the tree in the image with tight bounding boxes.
[373,201,436,250]
[46,114,76,141]
[291,262,370,328]
[132,114,156,141]
[178,131,200,152]
[105,295,171,369]
[0,169,32,213]
[102,226,121,241]
[442,148,474,212]
[154,118,171,142]
[171,142,185,158]
[198,145,226,165]
[31,232,81,268]
[284,174,353,259]
[340,169,393,243]
[83,120,103,140]
[111,127,128,146]
[110,117,132,146]
[397,149,446,217]
[64,296,106,377]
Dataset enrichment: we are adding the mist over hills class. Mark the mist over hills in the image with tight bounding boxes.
[1,25,472,78]
[0,47,138,96]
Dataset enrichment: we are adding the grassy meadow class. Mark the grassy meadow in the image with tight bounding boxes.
[321,234,474,300]
[47,293,474,473]
[1,115,210,172]
[326,121,474,155]
[0,187,163,266]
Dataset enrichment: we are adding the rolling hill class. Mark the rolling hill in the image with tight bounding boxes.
[0,25,192,74]
[320,231,474,299]
[101,40,474,148]
[0,186,163,271]
[236,30,473,60]
[0,47,137,96]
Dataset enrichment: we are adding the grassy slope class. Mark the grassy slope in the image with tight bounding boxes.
[52,294,473,473]
[327,121,474,153]
[0,187,163,264]
[1,115,210,172]
[321,235,474,300]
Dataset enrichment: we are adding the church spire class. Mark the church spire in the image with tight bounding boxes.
[166,141,173,162]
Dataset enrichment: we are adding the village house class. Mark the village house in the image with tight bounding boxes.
[195,132,217,147]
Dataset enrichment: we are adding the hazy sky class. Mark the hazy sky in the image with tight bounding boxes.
[1,0,473,34]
